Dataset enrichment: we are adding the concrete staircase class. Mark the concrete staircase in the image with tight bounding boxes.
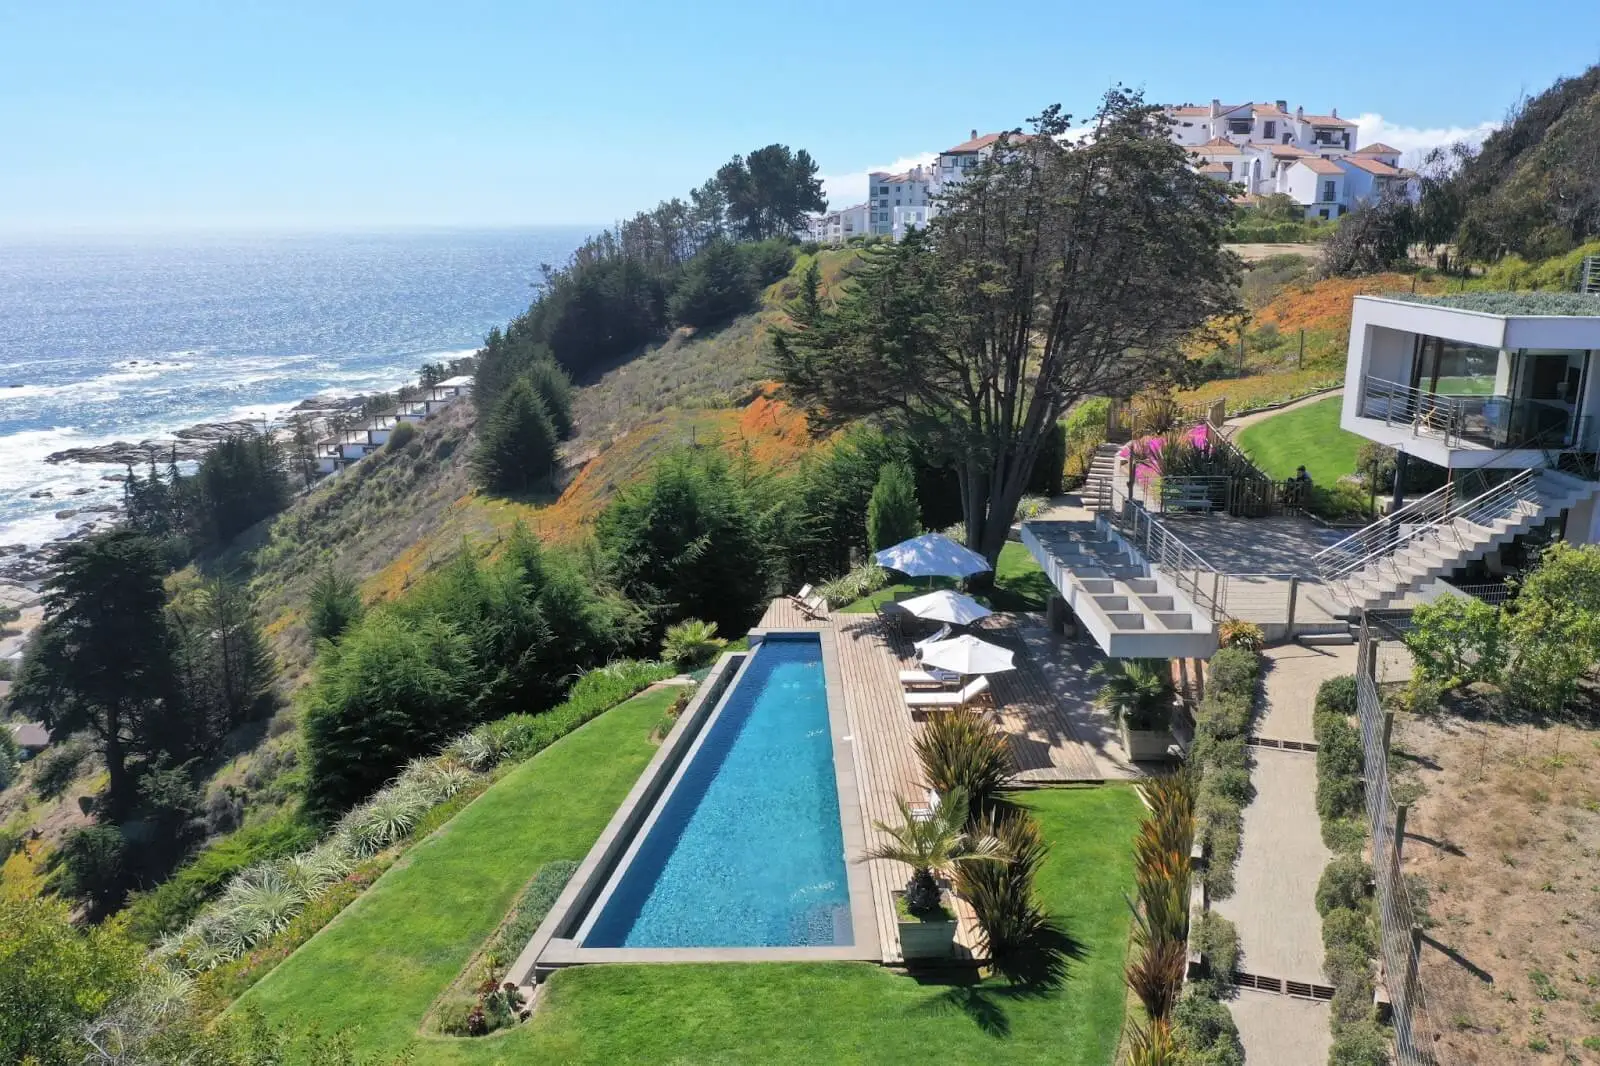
[1081,443,1120,511]
[1314,468,1600,613]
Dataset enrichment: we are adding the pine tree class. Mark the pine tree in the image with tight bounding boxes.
[307,564,364,643]
[866,462,921,552]
[472,376,558,495]
[524,359,575,440]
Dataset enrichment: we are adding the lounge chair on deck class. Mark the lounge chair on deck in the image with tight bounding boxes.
[903,676,992,712]
[788,583,830,620]
[911,624,952,658]
[898,667,961,689]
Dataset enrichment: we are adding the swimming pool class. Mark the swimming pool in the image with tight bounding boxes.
[581,634,853,948]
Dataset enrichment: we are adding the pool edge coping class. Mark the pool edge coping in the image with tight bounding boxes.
[510,629,880,980]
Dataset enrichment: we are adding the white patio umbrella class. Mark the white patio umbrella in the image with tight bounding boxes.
[872,533,992,580]
[898,589,993,626]
[919,634,1016,676]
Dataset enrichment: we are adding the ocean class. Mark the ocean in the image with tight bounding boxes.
[0,227,587,550]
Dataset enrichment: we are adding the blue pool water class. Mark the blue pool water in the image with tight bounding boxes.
[585,635,853,948]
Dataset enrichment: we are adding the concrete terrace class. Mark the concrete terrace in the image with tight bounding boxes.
[757,598,1139,962]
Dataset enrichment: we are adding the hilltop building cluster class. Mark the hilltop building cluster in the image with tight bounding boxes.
[313,374,473,475]
[804,98,1416,243]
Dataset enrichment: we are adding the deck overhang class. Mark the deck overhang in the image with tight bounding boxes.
[1021,519,1219,660]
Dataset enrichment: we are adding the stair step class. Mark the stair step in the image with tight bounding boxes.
[1298,632,1355,646]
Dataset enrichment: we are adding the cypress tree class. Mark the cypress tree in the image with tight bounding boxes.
[524,359,575,440]
[472,376,558,495]
[866,462,921,552]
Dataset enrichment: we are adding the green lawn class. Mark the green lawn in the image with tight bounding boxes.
[842,541,1055,615]
[243,683,1141,1065]
[1235,394,1366,486]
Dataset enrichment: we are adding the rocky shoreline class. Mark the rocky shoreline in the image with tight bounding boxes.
[8,393,377,590]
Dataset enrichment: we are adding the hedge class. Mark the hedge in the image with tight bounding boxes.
[1194,647,1260,900]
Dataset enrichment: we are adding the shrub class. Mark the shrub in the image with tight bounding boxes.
[1322,817,1366,855]
[0,731,17,792]
[1092,657,1175,731]
[1328,1020,1389,1066]
[124,812,316,945]
[472,376,558,495]
[1321,905,1375,958]
[1195,911,1239,982]
[1202,822,1240,899]
[484,860,578,970]
[386,419,418,450]
[1315,716,1364,822]
[306,564,363,644]
[1315,673,1357,716]
[815,563,888,608]
[1406,595,1506,689]
[660,619,727,671]
[1172,982,1244,1066]
[1195,692,1252,743]
[53,825,129,913]
[435,996,478,1036]
[914,709,1015,827]
[865,462,921,553]
[31,739,89,800]
[1201,766,1254,809]
[1217,618,1264,651]
[1205,647,1260,697]
[1316,855,1371,916]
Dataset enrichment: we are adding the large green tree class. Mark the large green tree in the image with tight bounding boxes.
[301,612,474,817]
[472,376,559,495]
[11,530,179,816]
[716,144,827,241]
[866,462,921,551]
[774,91,1240,564]
[595,448,782,639]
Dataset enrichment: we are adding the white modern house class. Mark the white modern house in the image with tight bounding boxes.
[1188,139,1409,218]
[1317,292,1600,611]
[806,203,869,244]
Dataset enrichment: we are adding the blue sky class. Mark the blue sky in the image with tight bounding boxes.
[2,0,1597,232]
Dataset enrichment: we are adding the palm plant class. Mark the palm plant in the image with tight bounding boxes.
[865,787,1005,916]
[914,709,1016,827]
[661,618,727,670]
[1092,658,1174,731]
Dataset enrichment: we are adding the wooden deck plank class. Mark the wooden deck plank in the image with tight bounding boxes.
[755,599,1129,963]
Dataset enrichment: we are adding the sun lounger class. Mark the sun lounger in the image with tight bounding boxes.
[898,668,961,689]
[911,624,952,658]
[788,583,829,620]
[909,787,942,822]
[903,676,992,711]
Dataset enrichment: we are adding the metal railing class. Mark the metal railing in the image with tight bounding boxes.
[1358,376,1481,448]
[1312,469,1542,586]
[1107,492,1228,621]
[1355,619,1441,1065]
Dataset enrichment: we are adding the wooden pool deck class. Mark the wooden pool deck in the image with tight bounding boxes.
[757,597,1141,963]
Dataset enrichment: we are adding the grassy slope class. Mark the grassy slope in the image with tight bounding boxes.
[1235,394,1365,484]
[239,687,677,1041]
[842,542,1055,614]
[242,679,1141,1065]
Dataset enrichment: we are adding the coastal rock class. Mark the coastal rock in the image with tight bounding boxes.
[28,489,54,499]
[52,504,119,521]
[45,420,258,465]
[69,487,92,496]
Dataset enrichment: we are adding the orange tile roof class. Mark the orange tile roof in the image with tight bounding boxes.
[1269,144,1312,157]
[1353,142,1401,156]
[1297,156,1345,175]
[943,131,1037,153]
[1197,162,1231,173]
[1251,102,1291,118]
[1338,156,1405,177]
[1168,105,1210,116]
[1186,136,1245,155]
[1303,113,1358,127]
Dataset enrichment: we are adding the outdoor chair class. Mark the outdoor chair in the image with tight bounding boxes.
[875,601,912,646]
[788,583,829,621]
[898,667,961,690]
[909,787,942,823]
[911,624,952,658]
[903,675,992,713]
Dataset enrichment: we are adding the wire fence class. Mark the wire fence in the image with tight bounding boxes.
[1356,615,1442,1065]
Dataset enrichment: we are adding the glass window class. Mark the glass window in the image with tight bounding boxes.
[1264,121,1276,138]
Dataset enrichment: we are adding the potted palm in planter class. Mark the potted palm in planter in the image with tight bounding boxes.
[1093,658,1176,761]
[865,787,1004,959]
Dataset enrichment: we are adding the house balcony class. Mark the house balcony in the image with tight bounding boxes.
[1351,374,1595,470]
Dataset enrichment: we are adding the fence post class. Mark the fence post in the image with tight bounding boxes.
[1298,328,1305,368]
[1382,710,1396,757]
[1285,576,1299,634]
[1238,329,1247,372]
[1394,802,1410,863]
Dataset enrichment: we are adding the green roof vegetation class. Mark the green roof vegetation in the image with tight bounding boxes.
[240,686,1143,1065]
[1382,291,1600,317]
